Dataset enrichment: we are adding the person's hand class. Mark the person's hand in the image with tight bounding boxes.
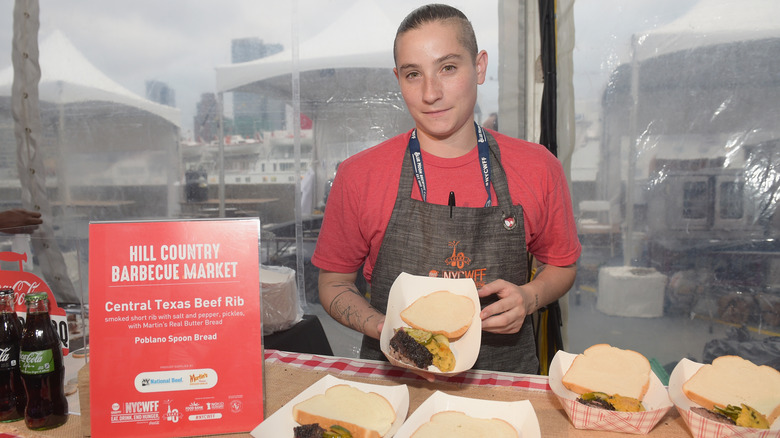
[378,320,437,383]
[477,279,532,334]
[0,209,42,234]
[375,318,386,340]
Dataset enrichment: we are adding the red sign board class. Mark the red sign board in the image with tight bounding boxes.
[89,219,264,437]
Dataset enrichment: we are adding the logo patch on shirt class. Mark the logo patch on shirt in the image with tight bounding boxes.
[503,213,517,230]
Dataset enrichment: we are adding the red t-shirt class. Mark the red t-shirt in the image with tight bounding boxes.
[311,129,581,283]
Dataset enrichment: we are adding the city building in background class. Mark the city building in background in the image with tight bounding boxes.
[231,37,285,137]
[145,80,176,107]
[193,93,220,144]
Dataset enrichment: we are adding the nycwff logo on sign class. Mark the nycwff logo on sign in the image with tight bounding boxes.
[110,400,161,425]
[427,241,488,287]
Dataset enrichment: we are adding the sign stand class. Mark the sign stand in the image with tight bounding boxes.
[88,218,264,437]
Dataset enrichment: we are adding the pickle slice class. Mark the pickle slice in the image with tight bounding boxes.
[713,404,742,423]
[403,327,433,344]
[580,392,610,401]
[323,425,353,437]
[432,334,449,346]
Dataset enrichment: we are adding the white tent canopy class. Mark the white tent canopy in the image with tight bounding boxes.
[215,0,397,96]
[634,0,780,61]
[0,29,180,127]
[214,0,412,210]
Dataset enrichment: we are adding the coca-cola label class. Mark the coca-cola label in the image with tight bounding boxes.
[19,349,54,375]
[0,344,18,370]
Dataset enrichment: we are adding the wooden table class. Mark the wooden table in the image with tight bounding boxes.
[0,350,693,437]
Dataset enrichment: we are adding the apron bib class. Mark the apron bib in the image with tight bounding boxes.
[361,130,539,374]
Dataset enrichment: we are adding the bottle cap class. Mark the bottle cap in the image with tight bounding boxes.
[24,292,49,303]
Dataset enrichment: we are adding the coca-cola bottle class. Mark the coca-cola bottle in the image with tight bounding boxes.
[0,288,25,422]
[19,292,67,430]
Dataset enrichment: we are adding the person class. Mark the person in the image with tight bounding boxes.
[482,112,498,131]
[311,4,581,375]
[0,208,42,234]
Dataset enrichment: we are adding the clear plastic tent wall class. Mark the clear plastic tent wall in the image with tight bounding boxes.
[0,2,492,318]
[3,0,778,371]
[571,0,780,369]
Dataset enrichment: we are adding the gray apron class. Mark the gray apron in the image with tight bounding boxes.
[360,131,539,374]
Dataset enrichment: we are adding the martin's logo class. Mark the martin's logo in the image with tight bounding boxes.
[189,372,209,385]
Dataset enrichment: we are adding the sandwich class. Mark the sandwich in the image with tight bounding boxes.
[561,344,651,412]
[293,423,354,438]
[400,290,475,338]
[388,290,474,372]
[292,385,396,438]
[682,355,780,429]
[411,411,518,438]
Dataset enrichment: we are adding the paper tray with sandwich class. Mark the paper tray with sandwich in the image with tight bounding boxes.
[393,390,540,438]
[668,356,780,438]
[380,272,481,376]
[549,344,673,435]
[251,374,409,438]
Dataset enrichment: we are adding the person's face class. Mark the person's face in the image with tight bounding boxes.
[394,21,487,142]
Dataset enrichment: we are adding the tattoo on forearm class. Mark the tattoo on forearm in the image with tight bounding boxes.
[328,282,376,334]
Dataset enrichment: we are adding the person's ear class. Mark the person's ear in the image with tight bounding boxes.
[476,50,488,84]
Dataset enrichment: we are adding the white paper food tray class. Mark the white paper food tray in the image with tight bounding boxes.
[668,358,780,438]
[393,390,540,438]
[380,272,481,376]
[549,350,673,434]
[251,374,410,437]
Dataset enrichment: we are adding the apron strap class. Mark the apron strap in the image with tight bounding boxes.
[399,130,515,208]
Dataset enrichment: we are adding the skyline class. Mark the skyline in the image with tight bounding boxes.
[0,0,500,136]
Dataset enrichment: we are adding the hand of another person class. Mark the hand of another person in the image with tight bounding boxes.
[477,279,532,334]
[0,209,42,234]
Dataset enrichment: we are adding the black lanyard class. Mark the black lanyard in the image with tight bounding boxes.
[408,121,493,207]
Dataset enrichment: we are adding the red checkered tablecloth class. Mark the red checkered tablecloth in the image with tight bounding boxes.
[264,349,551,391]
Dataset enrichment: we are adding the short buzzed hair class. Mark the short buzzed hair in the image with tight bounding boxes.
[393,4,479,66]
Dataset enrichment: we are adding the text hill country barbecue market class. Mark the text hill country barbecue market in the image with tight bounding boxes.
[110,243,239,282]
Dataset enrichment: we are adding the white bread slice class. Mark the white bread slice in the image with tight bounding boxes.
[682,355,780,423]
[561,344,651,401]
[292,384,396,438]
[411,411,518,438]
[400,290,475,338]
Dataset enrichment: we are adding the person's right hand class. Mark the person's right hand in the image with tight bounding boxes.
[0,209,42,234]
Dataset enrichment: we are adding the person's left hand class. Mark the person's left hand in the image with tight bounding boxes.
[477,279,532,334]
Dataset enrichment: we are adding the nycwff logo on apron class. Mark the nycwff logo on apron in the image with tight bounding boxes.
[428,241,488,288]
